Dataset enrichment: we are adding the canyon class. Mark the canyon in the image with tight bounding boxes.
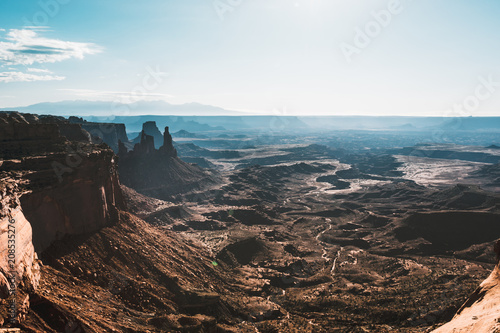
[0,111,499,332]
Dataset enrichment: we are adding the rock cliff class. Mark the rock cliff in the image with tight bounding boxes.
[0,112,91,159]
[0,179,41,325]
[68,116,129,152]
[0,112,125,325]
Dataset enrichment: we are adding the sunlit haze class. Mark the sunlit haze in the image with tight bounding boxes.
[1,0,500,116]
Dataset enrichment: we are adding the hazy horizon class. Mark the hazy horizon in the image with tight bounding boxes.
[4,99,500,118]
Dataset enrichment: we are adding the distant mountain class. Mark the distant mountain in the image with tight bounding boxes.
[85,115,226,133]
[0,100,247,116]
[299,116,500,131]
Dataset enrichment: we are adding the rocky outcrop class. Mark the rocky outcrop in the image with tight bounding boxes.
[0,150,125,253]
[18,149,125,252]
[118,124,216,200]
[432,240,500,333]
[0,112,91,159]
[0,112,90,141]
[130,131,156,157]
[131,121,164,149]
[0,112,126,325]
[159,126,177,157]
[0,179,41,325]
[68,116,129,152]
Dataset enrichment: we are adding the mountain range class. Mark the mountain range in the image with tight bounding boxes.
[0,100,246,117]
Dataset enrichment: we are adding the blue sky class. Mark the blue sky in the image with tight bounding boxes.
[1,0,500,116]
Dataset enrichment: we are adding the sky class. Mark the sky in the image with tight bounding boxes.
[1,0,500,116]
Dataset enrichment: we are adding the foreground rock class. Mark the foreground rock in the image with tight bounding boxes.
[0,112,125,326]
[432,240,500,333]
[0,179,40,326]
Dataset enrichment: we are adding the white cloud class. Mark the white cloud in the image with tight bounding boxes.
[27,67,52,73]
[0,71,65,83]
[0,29,101,66]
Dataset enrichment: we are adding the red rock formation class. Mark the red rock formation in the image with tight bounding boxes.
[0,112,125,325]
[0,179,41,325]
[19,149,125,252]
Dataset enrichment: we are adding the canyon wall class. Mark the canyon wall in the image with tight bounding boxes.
[0,112,126,324]
[0,179,41,325]
[16,149,125,252]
